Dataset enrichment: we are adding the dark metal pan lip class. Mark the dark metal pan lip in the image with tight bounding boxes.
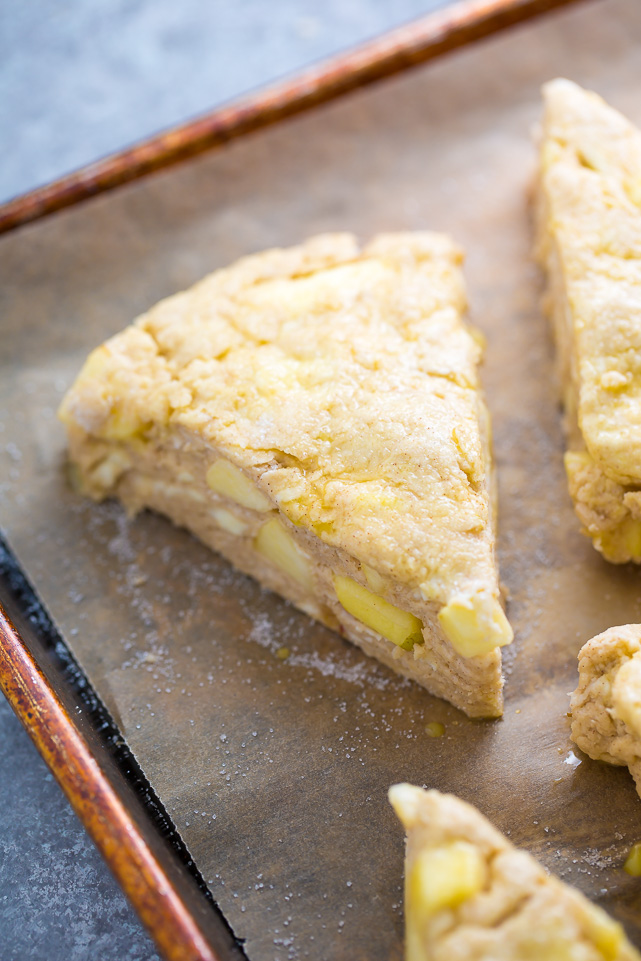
[0,0,585,236]
[0,0,590,957]
[0,536,246,961]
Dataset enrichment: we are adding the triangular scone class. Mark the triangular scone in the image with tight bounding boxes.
[59,233,512,717]
[571,624,641,799]
[389,784,640,961]
[536,79,641,563]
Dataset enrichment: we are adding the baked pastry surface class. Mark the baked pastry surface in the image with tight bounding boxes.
[389,783,640,961]
[59,232,511,717]
[571,624,641,798]
[536,79,641,563]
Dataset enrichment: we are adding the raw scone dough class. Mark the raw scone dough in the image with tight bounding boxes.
[536,79,641,563]
[571,624,641,798]
[59,232,512,717]
[389,783,640,961]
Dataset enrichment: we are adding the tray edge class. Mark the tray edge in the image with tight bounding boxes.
[0,0,586,235]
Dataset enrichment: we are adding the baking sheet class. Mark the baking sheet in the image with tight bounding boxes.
[2,0,641,957]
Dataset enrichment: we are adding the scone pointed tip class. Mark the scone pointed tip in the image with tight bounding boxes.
[542,76,580,98]
[388,783,433,828]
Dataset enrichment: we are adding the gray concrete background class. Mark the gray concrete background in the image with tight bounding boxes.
[2,0,450,203]
[0,2,449,959]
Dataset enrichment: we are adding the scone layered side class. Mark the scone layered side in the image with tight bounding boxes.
[536,79,641,563]
[571,625,641,797]
[60,232,511,718]
[389,784,640,961]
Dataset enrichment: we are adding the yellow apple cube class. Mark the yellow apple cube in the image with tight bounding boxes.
[255,517,314,591]
[333,575,423,651]
[624,843,641,877]
[438,592,512,658]
[584,905,624,961]
[212,507,247,536]
[206,459,272,512]
[408,841,486,917]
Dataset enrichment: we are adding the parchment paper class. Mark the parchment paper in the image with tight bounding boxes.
[3,1,641,957]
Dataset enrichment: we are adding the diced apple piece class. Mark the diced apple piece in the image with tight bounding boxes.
[408,841,486,917]
[91,450,132,488]
[206,459,272,512]
[362,563,385,594]
[584,905,625,961]
[154,480,205,503]
[100,407,148,441]
[624,843,641,877]
[598,516,641,563]
[612,654,641,738]
[212,507,247,536]
[438,591,512,658]
[255,517,314,591]
[333,575,423,651]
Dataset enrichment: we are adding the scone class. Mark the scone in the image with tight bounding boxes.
[59,232,512,718]
[389,784,640,961]
[536,79,641,563]
[571,624,641,798]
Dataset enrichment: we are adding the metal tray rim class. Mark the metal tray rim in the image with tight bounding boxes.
[0,0,583,236]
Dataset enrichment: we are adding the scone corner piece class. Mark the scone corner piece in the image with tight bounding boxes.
[389,783,640,961]
[536,79,641,564]
[571,624,641,799]
[59,231,512,718]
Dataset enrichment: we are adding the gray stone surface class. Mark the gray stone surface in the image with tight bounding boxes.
[1,0,450,204]
[0,695,160,961]
[0,1,451,959]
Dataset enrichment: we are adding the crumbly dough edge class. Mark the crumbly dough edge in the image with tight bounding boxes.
[571,624,641,797]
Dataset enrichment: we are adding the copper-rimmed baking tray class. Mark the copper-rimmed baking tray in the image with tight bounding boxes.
[0,0,581,235]
[7,1,641,959]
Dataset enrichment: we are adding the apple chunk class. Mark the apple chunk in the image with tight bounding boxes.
[333,575,423,651]
[438,592,512,658]
[206,459,272,512]
[255,517,314,591]
[408,842,486,918]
